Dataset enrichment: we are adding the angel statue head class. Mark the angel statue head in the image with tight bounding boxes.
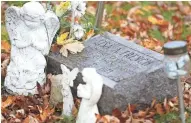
[19,2,45,29]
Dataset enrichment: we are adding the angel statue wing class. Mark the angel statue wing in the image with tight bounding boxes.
[44,10,60,50]
[5,6,21,43]
[68,68,79,87]
[60,64,79,87]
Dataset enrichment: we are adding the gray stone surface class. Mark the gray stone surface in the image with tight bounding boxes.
[47,32,177,114]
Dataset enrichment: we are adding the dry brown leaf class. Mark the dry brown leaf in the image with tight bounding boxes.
[155,103,165,115]
[40,106,55,122]
[1,58,10,77]
[162,23,173,39]
[112,108,121,118]
[151,98,156,108]
[96,114,120,123]
[1,96,15,109]
[60,42,84,57]
[138,110,147,118]
[72,105,78,118]
[23,115,39,123]
[104,115,120,123]
[1,40,11,53]
[51,44,60,53]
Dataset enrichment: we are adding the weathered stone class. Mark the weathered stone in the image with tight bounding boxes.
[4,2,60,95]
[47,32,177,114]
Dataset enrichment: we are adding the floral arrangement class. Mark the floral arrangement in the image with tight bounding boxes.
[52,1,95,57]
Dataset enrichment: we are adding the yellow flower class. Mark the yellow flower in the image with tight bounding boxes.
[60,1,71,10]
[56,1,71,17]
[57,32,69,45]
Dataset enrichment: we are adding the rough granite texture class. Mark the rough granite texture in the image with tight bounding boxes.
[47,32,177,114]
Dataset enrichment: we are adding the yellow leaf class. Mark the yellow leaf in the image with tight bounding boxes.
[148,16,158,25]
[56,32,69,45]
[142,6,157,11]
[148,16,168,26]
[60,42,85,57]
[135,9,144,15]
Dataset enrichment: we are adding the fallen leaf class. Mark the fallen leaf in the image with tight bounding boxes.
[96,114,120,123]
[56,32,69,45]
[23,115,39,123]
[37,82,43,97]
[72,105,78,118]
[148,15,168,26]
[85,29,95,39]
[112,108,121,117]
[155,103,165,115]
[60,42,84,57]
[1,58,10,77]
[1,96,15,109]
[138,110,147,118]
[40,106,55,122]
[163,98,170,113]
[1,40,11,53]
[51,44,60,53]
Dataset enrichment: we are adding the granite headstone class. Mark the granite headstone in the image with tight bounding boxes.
[47,32,177,114]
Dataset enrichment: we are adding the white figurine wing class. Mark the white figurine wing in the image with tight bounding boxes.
[69,68,79,87]
[44,10,60,48]
[5,6,20,42]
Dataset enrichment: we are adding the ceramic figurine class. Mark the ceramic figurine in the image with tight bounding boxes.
[76,68,103,123]
[4,2,60,95]
[60,64,79,116]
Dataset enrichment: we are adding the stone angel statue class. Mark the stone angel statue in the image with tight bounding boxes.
[76,68,103,123]
[4,2,60,95]
[48,64,78,116]
[60,64,79,116]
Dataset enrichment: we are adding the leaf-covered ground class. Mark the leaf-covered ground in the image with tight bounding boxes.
[1,1,191,123]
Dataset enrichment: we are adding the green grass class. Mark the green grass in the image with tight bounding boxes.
[149,29,166,42]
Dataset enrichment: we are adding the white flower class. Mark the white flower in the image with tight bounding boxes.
[73,24,85,40]
[71,1,86,17]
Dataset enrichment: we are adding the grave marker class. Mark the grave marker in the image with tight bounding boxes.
[48,32,177,113]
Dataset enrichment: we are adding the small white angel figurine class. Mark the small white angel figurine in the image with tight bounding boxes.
[60,64,79,116]
[76,68,103,123]
[4,2,60,95]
